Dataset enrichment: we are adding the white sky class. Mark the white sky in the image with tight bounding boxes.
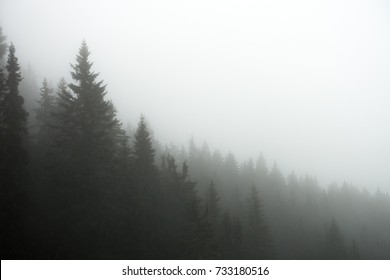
[1,0,390,193]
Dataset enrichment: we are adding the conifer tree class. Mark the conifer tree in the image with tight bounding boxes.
[67,40,122,173]
[232,215,243,257]
[0,68,6,157]
[323,219,347,259]
[47,42,123,258]
[179,161,216,259]
[55,78,71,109]
[245,185,273,259]
[0,27,7,64]
[35,79,55,148]
[0,43,28,187]
[221,211,232,243]
[53,78,75,156]
[0,43,29,257]
[221,211,242,259]
[133,114,156,178]
[116,130,132,177]
[0,27,7,129]
[206,180,220,228]
[159,156,216,259]
[130,115,160,258]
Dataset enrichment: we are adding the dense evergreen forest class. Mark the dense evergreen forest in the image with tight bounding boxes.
[1,28,390,259]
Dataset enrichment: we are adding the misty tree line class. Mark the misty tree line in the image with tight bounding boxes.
[1,28,389,259]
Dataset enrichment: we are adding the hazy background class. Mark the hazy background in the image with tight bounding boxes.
[1,0,390,193]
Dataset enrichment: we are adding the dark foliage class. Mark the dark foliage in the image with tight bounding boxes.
[1,36,389,260]
[0,43,30,258]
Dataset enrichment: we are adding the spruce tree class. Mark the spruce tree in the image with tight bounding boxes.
[221,211,242,259]
[48,77,76,188]
[0,43,29,258]
[159,156,216,259]
[131,115,161,258]
[0,27,7,64]
[0,43,28,187]
[221,211,244,259]
[232,215,243,257]
[67,40,122,174]
[53,77,75,157]
[0,68,6,157]
[323,219,347,259]
[245,185,273,259]
[35,79,55,148]
[133,114,156,178]
[179,161,216,259]
[48,42,123,258]
[206,180,220,228]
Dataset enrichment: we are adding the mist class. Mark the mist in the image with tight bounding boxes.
[1,0,390,260]
[2,0,390,193]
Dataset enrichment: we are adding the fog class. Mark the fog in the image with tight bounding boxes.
[2,0,390,193]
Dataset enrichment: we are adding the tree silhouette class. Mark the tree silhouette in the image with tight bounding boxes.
[35,79,55,149]
[0,43,28,187]
[206,180,220,228]
[245,185,273,259]
[0,27,7,63]
[323,219,347,259]
[133,114,156,178]
[68,41,122,170]
[0,43,29,258]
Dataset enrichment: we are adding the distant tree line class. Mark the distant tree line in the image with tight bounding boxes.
[1,29,389,259]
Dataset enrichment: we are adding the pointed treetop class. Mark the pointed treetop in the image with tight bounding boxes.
[134,114,156,174]
[2,42,28,165]
[38,78,54,104]
[40,78,50,93]
[78,40,91,62]
[56,77,68,91]
[6,43,22,87]
[0,26,7,63]
[70,40,100,86]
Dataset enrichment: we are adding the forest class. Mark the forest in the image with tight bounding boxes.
[1,27,390,260]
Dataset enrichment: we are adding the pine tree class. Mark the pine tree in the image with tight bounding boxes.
[0,68,6,156]
[322,218,347,259]
[35,79,55,148]
[51,41,123,189]
[0,27,7,129]
[0,27,7,64]
[206,180,220,228]
[130,114,160,258]
[221,211,242,259]
[221,211,232,243]
[0,43,29,258]
[68,41,121,166]
[0,43,28,187]
[245,185,273,259]
[116,129,132,177]
[133,114,156,178]
[48,42,123,258]
[232,215,243,257]
[179,161,216,259]
[220,210,241,259]
[159,156,216,259]
[47,77,76,188]
[159,155,184,257]
[52,77,75,157]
